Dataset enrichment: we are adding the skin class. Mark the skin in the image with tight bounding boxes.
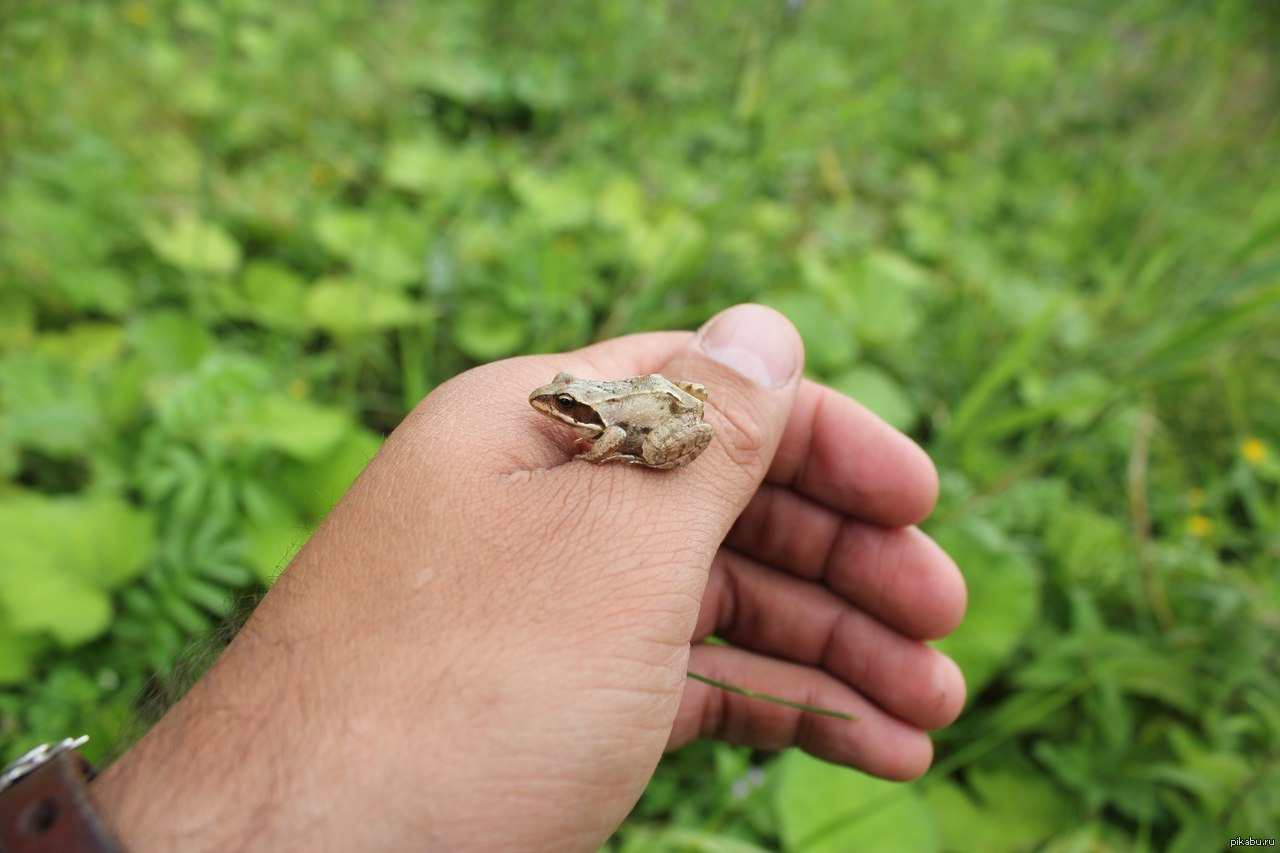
[88,304,966,852]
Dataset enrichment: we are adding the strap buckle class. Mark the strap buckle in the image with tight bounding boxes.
[0,736,89,794]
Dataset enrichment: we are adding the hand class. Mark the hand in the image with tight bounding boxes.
[90,304,965,851]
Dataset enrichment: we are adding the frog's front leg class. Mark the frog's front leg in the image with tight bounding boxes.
[639,421,714,469]
[576,425,630,463]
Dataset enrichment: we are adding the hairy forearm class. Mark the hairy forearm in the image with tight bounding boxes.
[89,622,310,850]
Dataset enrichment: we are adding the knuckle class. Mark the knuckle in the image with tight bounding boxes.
[711,403,770,468]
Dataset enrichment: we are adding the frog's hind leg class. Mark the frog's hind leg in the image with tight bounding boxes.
[641,422,714,469]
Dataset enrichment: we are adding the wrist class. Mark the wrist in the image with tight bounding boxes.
[82,616,432,851]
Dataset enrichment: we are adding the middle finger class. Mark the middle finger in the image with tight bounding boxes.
[727,483,966,640]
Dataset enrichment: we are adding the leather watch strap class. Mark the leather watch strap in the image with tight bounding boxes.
[0,750,122,852]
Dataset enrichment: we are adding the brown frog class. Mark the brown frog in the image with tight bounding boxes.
[529,372,714,469]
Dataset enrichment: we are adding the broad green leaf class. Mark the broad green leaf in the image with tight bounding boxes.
[851,280,921,349]
[237,261,306,330]
[450,220,509,269]
[278,428,383,519]
[314,209,421,285]
[797,248,851,306]
[0,440,15,480]
[923,765,1074,852]
[3,189,126,314]
[512,168,595,232]
[763,292,857,374]
[0,618,46,684]
[33,322,123,371]
[383,136,493,197]
[68,498,156,589]
[897,202,949,259]
[406,55,505,104]
[920,782,987,849]
[861,249,933,291]
[174,75,228,119]
[0,353,101,455]
[773,751,938,852]
[1045,507,1133,588]
[134,129,203,194]
[629,208,707,283]
[384,136,452,192]
[991,279,1058,329]
[617,826,772,853]
[2,564,112,646]
[509,59,571,110]
[828,366,918,430]
[0,291,36,349]
[127,310,213,374]
[596,174,647,235]
[239,489,306,584]
[851,252,928,348]
[930,519,1040,696]
[143,214,243,276]
[305,277,420,334]
[453,299,527,362]
[0,494,154,597]
[250,396,352,462]
[51,267,133,316]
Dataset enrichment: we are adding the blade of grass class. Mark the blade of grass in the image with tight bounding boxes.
[945,296,1066,442]
[686,672,856,720]
[1126,277,1280,382]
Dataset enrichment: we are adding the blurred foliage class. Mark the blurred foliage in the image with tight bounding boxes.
[3,0,1279,848]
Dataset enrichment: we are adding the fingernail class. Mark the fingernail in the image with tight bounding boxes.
[697,304,800,390]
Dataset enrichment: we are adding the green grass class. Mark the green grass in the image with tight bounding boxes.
[2,0,1279,849]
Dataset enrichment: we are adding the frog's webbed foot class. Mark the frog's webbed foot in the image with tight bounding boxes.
[673,380,708,402]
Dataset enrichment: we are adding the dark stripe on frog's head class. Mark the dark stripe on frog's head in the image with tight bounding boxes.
[530,392,606,432]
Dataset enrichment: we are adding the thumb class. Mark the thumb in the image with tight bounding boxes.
[662,303,804,502]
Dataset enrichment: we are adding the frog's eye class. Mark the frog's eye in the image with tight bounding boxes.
[555,394,576,412]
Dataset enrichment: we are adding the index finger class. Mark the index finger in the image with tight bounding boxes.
[768,380,939,527]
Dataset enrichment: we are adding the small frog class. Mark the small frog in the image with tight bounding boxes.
[529,372,715,469]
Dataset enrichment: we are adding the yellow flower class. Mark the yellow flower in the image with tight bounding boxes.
[1242,437,1266,464]
[1185,488,1205,509]
[1186,515,1213,537]
[123,1,152,26]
